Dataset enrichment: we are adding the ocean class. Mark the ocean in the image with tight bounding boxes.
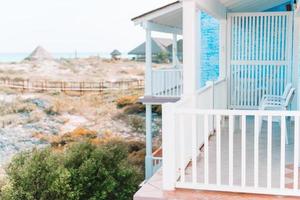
[0,52,132,63]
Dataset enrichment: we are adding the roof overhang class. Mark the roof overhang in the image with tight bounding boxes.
[132,0,292,33]
[132,1,183,34]
[220,0,291,13]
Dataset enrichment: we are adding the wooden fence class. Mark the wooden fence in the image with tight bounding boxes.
[0,78,144,93]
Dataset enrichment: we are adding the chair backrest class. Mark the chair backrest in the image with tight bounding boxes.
[282,83,292,99]
[284,87,295,107]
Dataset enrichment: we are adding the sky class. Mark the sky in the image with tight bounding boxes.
[0,0,175,53]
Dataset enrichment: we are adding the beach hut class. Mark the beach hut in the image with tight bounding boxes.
[166,39,183,62]
[25,46,53,61]
[110,49,121,60]
[129,38,172,63]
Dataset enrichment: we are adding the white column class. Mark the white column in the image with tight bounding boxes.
[219,19,227,80]
[162,103,176,190]
[145,104,153,179]
[172,34,178,67]
[145,26,152,96]
[183,0,201,95]
[293,17,300,110]
[219,19,228,109]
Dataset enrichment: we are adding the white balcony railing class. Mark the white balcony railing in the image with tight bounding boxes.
[152,156,162,175]
[152,68,183,97]
[162,79,300,197]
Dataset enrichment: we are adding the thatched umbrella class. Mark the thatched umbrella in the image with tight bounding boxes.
[25,46,53,61]
[110,49,121,60]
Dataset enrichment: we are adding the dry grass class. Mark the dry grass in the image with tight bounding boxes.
[123,104,145,115]
[65,127,97,139]
[116,95,139,108]
[33,127,98,149]
[44,99,70,115]
[128,116,145,134]
[0,100,37,116]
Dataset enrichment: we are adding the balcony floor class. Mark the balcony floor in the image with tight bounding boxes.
[183,117,298,188]
[134,117,300,200]
[134,169,300,200]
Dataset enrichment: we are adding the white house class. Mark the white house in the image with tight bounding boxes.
[132,0,300,199]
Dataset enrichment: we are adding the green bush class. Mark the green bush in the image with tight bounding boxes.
[1,142,142,200]
[128,116,145,134]
[156,52,169,63]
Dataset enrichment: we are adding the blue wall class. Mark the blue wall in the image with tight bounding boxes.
[198,2,293,87]
[200,12,220,86]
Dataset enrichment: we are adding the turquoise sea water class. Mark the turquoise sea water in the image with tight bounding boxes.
[0,52,132,63]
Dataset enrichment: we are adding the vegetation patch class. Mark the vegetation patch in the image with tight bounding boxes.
[0,141,143,200]
[116,95,138,108]
[123,103,145,115]
[0,100,37,115]
[128,116,145,134]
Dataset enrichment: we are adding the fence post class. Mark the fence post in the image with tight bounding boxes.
[162,103,176,190]
[27,79,30,91]
[61,81,63,92]
[80,82,83,95]
[82,82,85,95]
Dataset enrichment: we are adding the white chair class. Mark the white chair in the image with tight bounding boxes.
[259,84,295,144]
[259,83,292,110]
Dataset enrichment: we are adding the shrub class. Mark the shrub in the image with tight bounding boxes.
[156,52,170,63]
[2,149,73,200]
[0,100,37,115]
[2,142,142,200]
[44,106,59,116]
[116,96,138,108]
[152,105,162,115]
[123,103,145,115]
[51,127,98,148]
[128,116,145,134]
[44,100,69,115]
[0,177,8,194]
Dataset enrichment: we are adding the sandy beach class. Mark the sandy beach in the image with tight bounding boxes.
[0,54,163,175]
[0,58,146,82]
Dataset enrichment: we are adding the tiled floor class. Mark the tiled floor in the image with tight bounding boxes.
[134,169,300,200]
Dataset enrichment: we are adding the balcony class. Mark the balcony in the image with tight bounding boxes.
[159,77,300,197]
[151,67,183,98]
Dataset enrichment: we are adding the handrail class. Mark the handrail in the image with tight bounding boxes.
[174,108,300,116]
[152,68,182,72]
[196,78,226,95]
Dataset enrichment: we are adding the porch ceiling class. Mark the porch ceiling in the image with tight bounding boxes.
[150,8,182,30]
[219,0,290,12]
[132,1,182,30]
[132,0,291,30]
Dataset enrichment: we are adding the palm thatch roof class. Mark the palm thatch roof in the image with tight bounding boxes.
[111,49,121,56]
[25,46,53,61]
